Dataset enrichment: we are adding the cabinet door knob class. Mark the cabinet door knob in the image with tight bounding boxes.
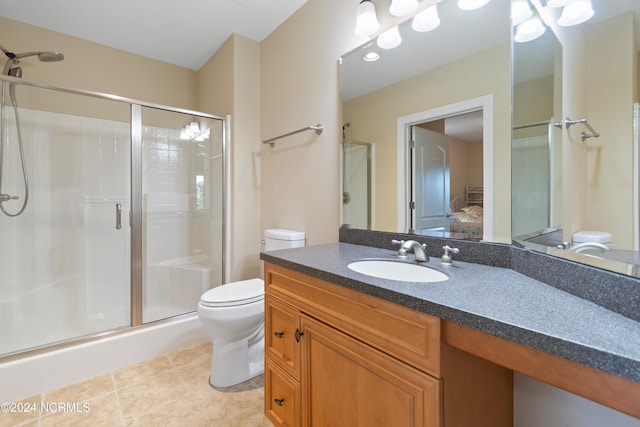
[273,331,284,338]
[295,328,304,342]
[274,398,285,407]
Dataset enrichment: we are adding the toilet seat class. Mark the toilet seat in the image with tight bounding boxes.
[200,278,264,308]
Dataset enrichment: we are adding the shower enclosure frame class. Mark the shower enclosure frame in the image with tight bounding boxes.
[0,74,229,357]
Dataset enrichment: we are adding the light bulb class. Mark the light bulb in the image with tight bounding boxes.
[362,51,381,62]
[557,0,594,26]
[389,0,419,17]
[377,26,402,50]
[511,0,533,26]
[412,5,441,32]
[355,0,380,37]
[180,127,189,140]
[514,15,546,43]
[458,0,491,11]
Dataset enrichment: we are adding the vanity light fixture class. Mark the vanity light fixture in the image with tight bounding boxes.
[511,0,534,25]
[179,119,209,141]
[557,0,594,26]
[377,26,402,49]
[514,11,546,42]
[458,0,491,11]
[389,0,419,17]
[355,0,381,36]
[412,4,441,32]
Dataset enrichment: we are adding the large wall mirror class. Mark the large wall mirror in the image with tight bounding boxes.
[340,0,511,243]
[511,0,640,278]
[341,0,640,279]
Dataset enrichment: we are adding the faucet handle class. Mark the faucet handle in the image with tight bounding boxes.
[442,245,459,266]
[391,239,407,258]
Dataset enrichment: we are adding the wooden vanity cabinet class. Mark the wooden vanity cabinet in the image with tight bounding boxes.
[264,262,512,427]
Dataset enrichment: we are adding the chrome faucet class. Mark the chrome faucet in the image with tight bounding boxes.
[391,239,428,262]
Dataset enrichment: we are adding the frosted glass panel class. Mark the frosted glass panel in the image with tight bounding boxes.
[141,107,224,323]
[512,135,550,237]
[0,85,131,356]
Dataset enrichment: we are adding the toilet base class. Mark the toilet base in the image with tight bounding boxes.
[209,331,265,388]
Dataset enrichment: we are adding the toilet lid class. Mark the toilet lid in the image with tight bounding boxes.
[200,278,264,307]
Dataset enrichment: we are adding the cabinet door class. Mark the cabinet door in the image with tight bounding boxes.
[300,315,442,427]
[266,294,301,378]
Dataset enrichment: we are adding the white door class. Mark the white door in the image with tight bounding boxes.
[412,126,450,233]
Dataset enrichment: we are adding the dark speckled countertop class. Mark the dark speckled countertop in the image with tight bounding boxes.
[260,241,640,384]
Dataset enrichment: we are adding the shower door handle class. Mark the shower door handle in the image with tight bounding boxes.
[115,203,122,230]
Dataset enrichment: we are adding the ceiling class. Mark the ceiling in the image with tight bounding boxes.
[0,0,308,71]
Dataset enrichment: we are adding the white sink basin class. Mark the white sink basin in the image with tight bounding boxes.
[347,260,448,283]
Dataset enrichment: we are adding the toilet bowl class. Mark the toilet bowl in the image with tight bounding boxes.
[197,228,305,388]
[197,278,265,388]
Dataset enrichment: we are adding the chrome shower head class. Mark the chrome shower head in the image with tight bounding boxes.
[1,44,64,75]
[36,52,64,62]
[12,50,64,62]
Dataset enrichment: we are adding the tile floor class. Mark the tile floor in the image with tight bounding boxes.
[1,341,272,427]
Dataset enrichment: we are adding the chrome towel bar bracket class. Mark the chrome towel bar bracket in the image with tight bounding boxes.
[563,117,600,141]
[263,124,323,147]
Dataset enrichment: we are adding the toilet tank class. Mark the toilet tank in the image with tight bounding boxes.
[264,229,305,251]
[572,230,614,248]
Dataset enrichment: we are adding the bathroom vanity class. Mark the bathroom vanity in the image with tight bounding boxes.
[264,262,511,427]
[261,237,640,426]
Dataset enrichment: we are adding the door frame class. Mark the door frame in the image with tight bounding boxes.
[396,95,494,241]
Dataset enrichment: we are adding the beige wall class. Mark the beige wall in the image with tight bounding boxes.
[513,75,554,136]
[259,0,361,247]
[585,13,636,249]
[199,34,262,281]
[450,138,483,205]
[0,17,197,109]
[343,45,512,238]
[555,13,637,249]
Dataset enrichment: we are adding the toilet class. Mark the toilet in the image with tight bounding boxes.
[197,229,305,388]
[572,230,614,249]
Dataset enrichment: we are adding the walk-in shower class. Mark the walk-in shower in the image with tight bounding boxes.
[0,44,65,217]
[0,72,226,359]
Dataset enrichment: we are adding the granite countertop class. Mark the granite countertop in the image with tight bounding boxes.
[260,242,640,384]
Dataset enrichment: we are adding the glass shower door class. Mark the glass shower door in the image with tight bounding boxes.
[341,140,371,230]
[512,121,553,237]
[140,107,224,324]
[0,84,131,356]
